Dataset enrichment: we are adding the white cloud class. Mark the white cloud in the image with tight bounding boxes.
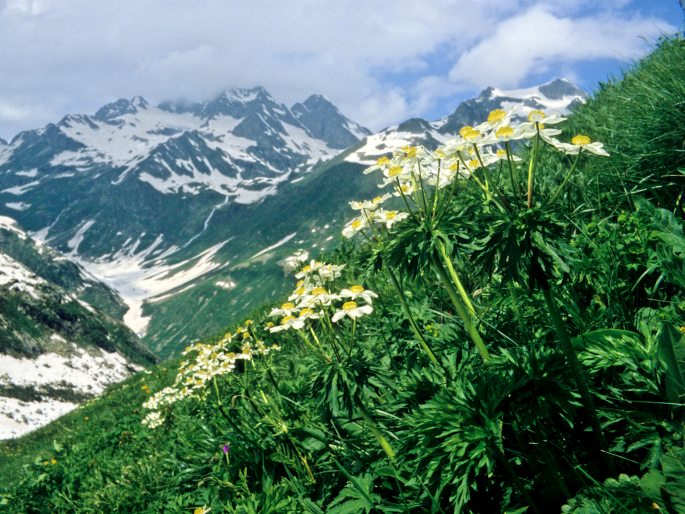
[448,5,676,89]
[0,0,679,138]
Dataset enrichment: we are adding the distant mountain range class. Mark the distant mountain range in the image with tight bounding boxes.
[0,216,155,439]
[0,79,586,358]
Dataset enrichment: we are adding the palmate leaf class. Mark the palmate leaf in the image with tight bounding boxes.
[327,473,381,514]
[473,205,570,290]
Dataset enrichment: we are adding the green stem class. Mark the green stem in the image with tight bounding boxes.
[505,141,521,196]
[541,287,612,474]
[386,267,439,366]
[394,178,420,224]
[527,129,540,208]
[436,239,476,316]
[431,160,441,221]
[547,151,582,204]
[431,254,490,361]
[356,400,396,460]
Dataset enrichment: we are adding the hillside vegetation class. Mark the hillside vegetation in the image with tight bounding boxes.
[1,37,684,513]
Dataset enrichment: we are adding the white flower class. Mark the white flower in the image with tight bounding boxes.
[269,302,299,318]
[332,301,374,322]
[317,263,346,282]
[350,193,391,211]
[342,216,368,238]
[297,307,321,322]
[374,209,409,229]
[339,285,378,305]
[142,411,165,429]
[380,163,412,186]
[295,260,326,279]
[526,109,566,125]
[392,180,416,197]
[269,315,305,332]
[363,155,392,175]
[551,135,610,157]
[282,249,309,273]
[298,286,340,308]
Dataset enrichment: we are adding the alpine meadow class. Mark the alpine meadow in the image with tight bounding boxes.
[1,32,684,514]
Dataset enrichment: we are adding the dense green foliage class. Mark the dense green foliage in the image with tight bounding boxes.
[1,37,684,513]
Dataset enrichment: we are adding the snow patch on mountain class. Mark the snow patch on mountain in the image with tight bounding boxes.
[73,240,230,335]
[0,339,142,439]
[251,232,297,260]
[0,253,45,299]
[5,202,31,211]
[2,180,41,195]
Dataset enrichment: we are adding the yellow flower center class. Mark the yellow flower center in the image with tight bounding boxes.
[296,279,304,287]
[351,219,362,229]
[294,286,305,296]
[372,196,384,203]
[376,156,390,166]
[342,301,358,311]
[435,149,446,159]
[468,159,480,168]
[571,135,591,146]
[495,126,514,139]
[401,145,417,158]
[388,166,403,177]
[496,149,506,158]
[488,109,506,123]
[301,265,311,273]
[312,287,327,296]
[281,302,295,310]
[459,125,474,137]
[528,110,546,122]
[281,316,295,325]
[449,162,459,172]
[299,308,314,317]
[350,285,365,293]
[400,183,411,193]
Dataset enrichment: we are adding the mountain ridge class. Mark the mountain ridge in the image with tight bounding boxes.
[0,79,586,356]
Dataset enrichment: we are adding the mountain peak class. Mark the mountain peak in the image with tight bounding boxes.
[199,86,282,119]
[538,78,587,100]
[221,86,271,102]
[292,95,370,149]
[94,96,149,121]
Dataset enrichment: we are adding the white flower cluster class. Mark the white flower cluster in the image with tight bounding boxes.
[268,257,376,332]
[142,322,280,429]
[344,108,609,239]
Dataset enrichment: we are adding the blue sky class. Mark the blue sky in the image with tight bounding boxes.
[0,0,682,140]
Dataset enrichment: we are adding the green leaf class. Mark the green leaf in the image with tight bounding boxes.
[656,323,685,407]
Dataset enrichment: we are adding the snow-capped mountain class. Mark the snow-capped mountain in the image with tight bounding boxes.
[0,87,370,351]
[0,79,585,359]
[0,216,156,439]
[346,78,587,164]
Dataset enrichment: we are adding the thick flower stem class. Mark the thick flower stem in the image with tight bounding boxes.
[541,286,612,474]
[431,254,490,361]
[527,131,540,208]
[356,400,396,460]
[436,240,476,316]
[386,268,439,366]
